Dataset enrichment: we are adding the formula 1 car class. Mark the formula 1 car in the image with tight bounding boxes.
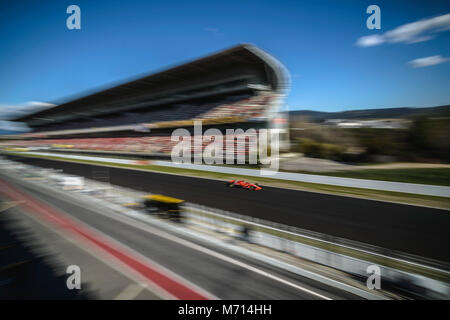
[227,180,262,191]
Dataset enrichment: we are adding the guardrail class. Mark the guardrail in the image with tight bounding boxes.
[1,157,448,299]
[187,203,450,271]
[184,204,449,299]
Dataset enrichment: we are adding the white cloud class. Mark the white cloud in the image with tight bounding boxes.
[408,55,450,68]
[356,34,385,47]
[0,101,55,120]
[356,13,450,47]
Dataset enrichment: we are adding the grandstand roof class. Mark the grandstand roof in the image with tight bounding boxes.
[15,44,289,124]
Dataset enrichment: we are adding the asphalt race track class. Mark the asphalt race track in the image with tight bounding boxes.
[8,155,450,263]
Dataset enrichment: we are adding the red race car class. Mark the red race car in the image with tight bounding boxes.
[227,180,262,191]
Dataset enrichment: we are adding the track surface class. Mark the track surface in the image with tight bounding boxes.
[9,156,450,263]
[1,174,358,300]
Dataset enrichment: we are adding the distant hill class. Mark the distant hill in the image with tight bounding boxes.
[289,105,450,122]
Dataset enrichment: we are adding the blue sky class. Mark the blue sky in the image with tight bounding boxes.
[0,0,449,117]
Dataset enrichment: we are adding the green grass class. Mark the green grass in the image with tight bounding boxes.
[4,151,450,210]
[316,168,450,187]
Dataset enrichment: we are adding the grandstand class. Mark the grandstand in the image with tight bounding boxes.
[3,44,290,161]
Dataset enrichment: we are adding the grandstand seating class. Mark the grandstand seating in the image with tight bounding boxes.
[1,91,275,158]
[32,92,272,133]
[1,92,274,158]
[197,94,272,119]
[2,132,258,157]
[7,45,291,159]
